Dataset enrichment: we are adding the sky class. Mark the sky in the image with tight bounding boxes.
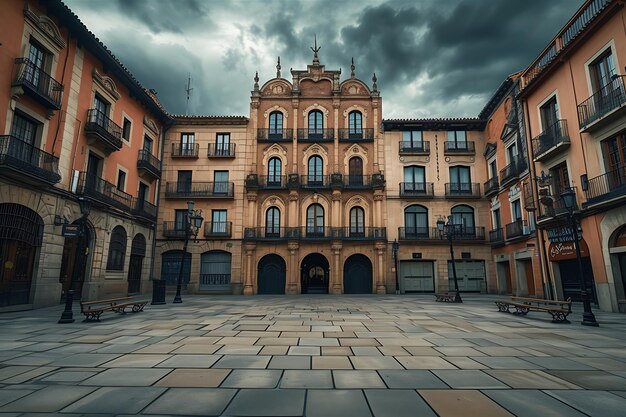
[64,0,584,119]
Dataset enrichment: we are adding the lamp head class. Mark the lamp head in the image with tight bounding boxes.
[78,197,91,217]
[187,200,195,211]
[193,214,203,229]
[561,188,576,211]
[436,218,445,232]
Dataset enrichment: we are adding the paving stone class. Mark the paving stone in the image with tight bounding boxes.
[432,370,509,389]
[544,390,626,417]
[333,370,386,388]
[321,346,353,356]
[299,337,339,346]
[260,345,289,355]
[365,389,438,417]
[221,369,282,388]
[280,370,333,388]
[522,356,595,370]
[444,356,489,369]
[0,389,33,407]
[312,356,353,369]
[378,346,410,356]
[47,353,121,367]
[419,389,514,417]
[170,344,221,354]
[396,356,456,369]
[156,354,221,368]
[350,356,402,369]
[268,355,311,369]
[339,338,381,347]
[215,345,262,355]
[80,368,171,386]
[378,369,448,389]
[100,354,170,368]
[288,346,320,355]
[224,389,305,416]
[472,356,544,370]
[61,386,166,414]
[546,370,626,389]
[435,347,486,356]
[306,390,372,417]
[0,386,97,412]
[569,357,626,371]
[256,337,299,346]
[40,370,99,383]
[212,354,270,369]
[402,347,443,356]
[484,390,587,417]
[485,370,581,389]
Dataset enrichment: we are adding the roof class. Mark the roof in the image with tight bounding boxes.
[477,77,515,120]
[170,115,249,126]
[382,118,486,131]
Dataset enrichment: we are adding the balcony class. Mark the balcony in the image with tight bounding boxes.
[162,222,187,239]
[171,143,199,158]
[484,177,499,197]
[499,156,527,187]
[338,128,374,142]
[343,175,374,189]
[399,182,434,198]
[444,141,475,155]
[164,181,234,199]
[538,187,578,222]
[445,183,481,198]
[257,128,293,143]
[207,143,236,158]
[132,198,157,221]
[204,221,232,238]
[583,166,626,209]
[505,220,531,240]
[297,128,334,142]
[0,135,61,185]
[257,175,288,189]
[75,172,133,211]
[532,120,570,162]
[244,227,298,241]
[489,228,504,246]
[398,227,486,241]
[332,227,386,240]
[137,149,161,180]
[398,227,430,240]
[399,141,430,155]
[11,58,63,110]
[300,175,331,189]
[578,75,626,131]
[84,109,123,154]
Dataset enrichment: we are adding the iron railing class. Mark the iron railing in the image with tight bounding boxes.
[399,226,486,241]
[84,108,123,151]
[398,227,431,240]
[500,156,527,186]
[162,222,187,238]
[538,186,578,221]
[12,58,63,109]
[445,183,481,198]
[333,227,386,240]
[0,135,60,184]
[532,119,570,161]
[199,274,231,288]
[132,198,157,220]
[76,172,133,211]
[338,128,374,142]
[444,141,475,154]
[171,143,199,157]
[343,175,374,189]
[297,128,334,142]
[584,165,626,207]
[489,228,504,244]
[207,143,236,157]
[244,227,299,240]
[399,141,430,154]
[400,182,434,197]
[137,149,161,178]
[578,75,626,129]
[505,219,530,239]
[300,175,331,188]
[257,128,293,142]
[257,175,288,189]
[204,221,232,238]
[484,177,499,197]
[164,181,234,198]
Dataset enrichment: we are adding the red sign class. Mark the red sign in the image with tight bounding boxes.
[548,239,589,261]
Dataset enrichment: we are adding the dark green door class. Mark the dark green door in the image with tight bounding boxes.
[258,254,286,294]
[343,254,372,294]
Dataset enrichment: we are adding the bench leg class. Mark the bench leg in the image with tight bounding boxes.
[514,305,529,315]
[495,302,510,313]
[132,303,146,313]
[82,311,102,322]
[549,311,571,323]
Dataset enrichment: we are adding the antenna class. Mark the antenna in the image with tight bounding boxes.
[184,73,193,115]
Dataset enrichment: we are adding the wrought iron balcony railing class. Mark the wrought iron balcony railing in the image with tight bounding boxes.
[244,227,299,241]
[578,75,626,129]
[489,228,504,244]
[0,135,61,184]
[484,177,499,197]
[257,175,288,189]
[332,227,387,240]
[343,175,374,189]
[297,128,334,142]
[444,141,475,154]
[399,182,434,198]
[12,58,63,109]
[84,109,123,153]
[257,128,293,142]
[204,221,232,238]
[338,128,374,142]
[399,226,486,241]
[532,119,570,162]
[398,227,431,240]
[132,198,157,221]
[137,149,161,179]
[75,172,133,211]
[399,141,430,155]
[162,221,187,239]
[499,156,527,186]
[538,186,578,221]
[164,181,234,198]
[171,143,199,158]
[207,143,236,158]
[505,219,530,240]
[445,183,481,198]
[300,175,331,188]
[584,165,626,208]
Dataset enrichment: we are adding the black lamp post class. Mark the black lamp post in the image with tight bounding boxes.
[173,200,203,304]
[59,197,91,323]
[560,189,599,326]
[392,239,399,294]
[437,216,462,303]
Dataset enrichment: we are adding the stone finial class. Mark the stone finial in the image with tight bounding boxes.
[276,56,281,78]
[253,71,259,91]
[311,34,321,65]
[350,57,355,79]
[372,73,378,92]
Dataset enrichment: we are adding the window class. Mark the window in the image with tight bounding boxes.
[25,41,48,87]
[268,157,282,186]
[602,132,626,188]
[348,157,363,185]
[269,111,283,135]
[306,204,324,236]
[213,171,229,195]
[492,208,501,230]
[451,205,475,235]
[308,155,323,184]
[11,112,39,145]
[93,94,109,126]
[174,209,187,231]
[402,131,423,150]
[116,170,126,192]
[540,96,559,132]
[177,170,192,193]
[449,166,471,193]
[265,207,281,236]
[590,49,616,93]
[106,226,127,271]
[404,166,426,192]
[404,205,428,238]
[447,130,467,150]
[550,163,570,196]
[348,111,362,137]
[308,110,324,138]
[211,210,227,234]
[216,133,230,156]
[512,200,522,221]
[138,182,149,202]
[180,133,195,156]
[489,159,497,179]
[506,143,518,164]
[143,136,153,153]
[122,118,131,141]
[350,206,365,236]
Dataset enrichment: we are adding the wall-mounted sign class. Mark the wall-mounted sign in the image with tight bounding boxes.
[547,225,582,243]
[62,224,82,237]
[548,239,589,261]
[412,253,422,259]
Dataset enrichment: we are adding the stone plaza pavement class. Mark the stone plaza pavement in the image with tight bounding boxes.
[1,295,626,417]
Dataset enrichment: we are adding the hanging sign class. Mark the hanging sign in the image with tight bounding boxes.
[548,239,589,261]
[62,224,82,237]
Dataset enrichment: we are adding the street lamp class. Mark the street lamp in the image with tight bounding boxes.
[59,197,91,323]
[437,216,462,303]
[173,200,203,304]
[560,189,599,326]
[392,239,399,294]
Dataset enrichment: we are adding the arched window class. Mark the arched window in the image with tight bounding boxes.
[348,111,362,137]
[308,110,324,139]
[268,157,282,187]
[269,111,283,139]
[307,155,323,185]
[348,157,364,186]
[107,226,127,271]
[404,205,428,238]
[265,207,281,237]
[306,204,325,237]
[350,206,365,236]
[451,205,475,236]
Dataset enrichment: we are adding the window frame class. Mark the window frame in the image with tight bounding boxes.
[106,225,127,271]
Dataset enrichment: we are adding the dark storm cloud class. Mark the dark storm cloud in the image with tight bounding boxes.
[113,0,209,34]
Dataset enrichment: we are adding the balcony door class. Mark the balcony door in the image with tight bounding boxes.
[213,171,229,195]
[211,210,227,234]
[216,133,230,156]
[402,131,423,151]
[93,95,109,127]
[26,42,46,89]
[308,110,323,139]
[404,205,428,238]
[590,50,616,94]
[449,166,471,193]
[550,163,570,197]
[308,155,323,185]
[348,111,362,139]
[180,133,195,156]
[348,157,363,186]
[86,152,102,190]
[404,165,425,192]
[10,112,39,166]
[448,130,467,150]
[306,204,324,237]
[268,157,282,186]
[269,111,283,139]
[265,207,280,237]
[174,209,187,233]
[349,206,365,237]
[177,170,192,194]
[451,205,475,236]
[540,96,560,142]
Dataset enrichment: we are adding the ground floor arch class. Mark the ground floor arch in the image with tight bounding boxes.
[127,233,146,294]
[301,253,329,294]
[161,250,191,287]
[258,254,286,294]
[343,253,373,294]
[201,250,232,292]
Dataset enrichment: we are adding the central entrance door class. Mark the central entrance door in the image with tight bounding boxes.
[343,254,373,294]
[301,253,329,294]
[258,254,286,294]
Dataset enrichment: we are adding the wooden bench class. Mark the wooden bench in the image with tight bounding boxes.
[80,296,148,322]
[435,292,460,303]
[495,296,572,323]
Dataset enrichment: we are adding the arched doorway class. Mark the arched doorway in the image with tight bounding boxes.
[0,203,43,307]
[301,253,329,294]
[258,254,286,294]
[127,234,146,294]
[200,250,232,292]
[161,250,191,287]
[59,219,93,302]
[610,225,626,305]
[344,254,373,294]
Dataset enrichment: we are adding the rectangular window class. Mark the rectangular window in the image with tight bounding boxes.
[93,94,109,128]
[402,131,423,148]
[174,209,187,231]
[489,159,497,179]
[540,96,559,131]
[177,170,192,193]
[122,118,131,141]
[492,208,501,230]
[601,132,626,188]
[213,171,229,195]
[512,199,522,221]
[216,133,230,156]
[180,133,195,156]
[550,163,570,196]
[449,166,471,192]
[143,136,153,154]
[117,170,126,192]
[138,182,149,202]
[590,49,616,93]
[507,143,518,163]
[212,210,227,234]
[403,166,425,192]
[447,130,467,150]
[11,112,39,145]
[26,40,48,87]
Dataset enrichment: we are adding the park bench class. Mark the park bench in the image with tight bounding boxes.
[80,296,148,322]
[435,292,460,303]
[495,296,572,323]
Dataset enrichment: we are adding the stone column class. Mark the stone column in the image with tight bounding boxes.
[372,98,380,172]
[375,242,386,294]
[243,243,256,295]
[373,192,383,228]
[332,191,342,227]
[287,241,299,294]
[247,193,257,228]
[292,100,299,174]
[331,241,343,294]
[333,100,340,172]
[289,191,299,227]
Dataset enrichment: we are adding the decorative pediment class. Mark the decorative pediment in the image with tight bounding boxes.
[340,79,371,96]
[500,122,517,143]
[92,68,120,101]
[261,79,292,96]
[24,4,66,50]
[263,105,289,120]
[143,116,159,135]
[484,142,497,158]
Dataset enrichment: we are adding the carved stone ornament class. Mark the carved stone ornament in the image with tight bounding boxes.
[263,106,288,119]
[92,68,120,101]
[373,194,384,201]
[143,116,159,135]
[247,194,257,201]
[269,197,277,204]
[331,193,342,201]
[24,5,66,50]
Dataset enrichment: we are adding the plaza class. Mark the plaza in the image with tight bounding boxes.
[0,295,626,416]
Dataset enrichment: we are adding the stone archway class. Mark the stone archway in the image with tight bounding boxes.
[301,253,329,294]
[257,254,286,294]
[343,254,373,294]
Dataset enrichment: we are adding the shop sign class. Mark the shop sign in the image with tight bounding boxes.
[62,224,82,237]
[548,239,589,261]
[547,225,582,243]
